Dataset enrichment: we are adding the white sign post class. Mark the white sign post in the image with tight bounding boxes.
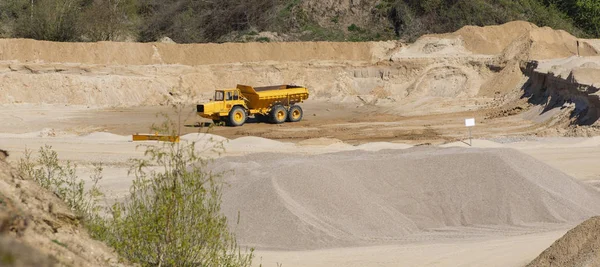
[465,118,475,146]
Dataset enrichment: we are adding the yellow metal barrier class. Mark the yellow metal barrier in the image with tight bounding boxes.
[132,133,180,143]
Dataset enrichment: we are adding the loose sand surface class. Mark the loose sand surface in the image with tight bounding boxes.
[1,126,600,266]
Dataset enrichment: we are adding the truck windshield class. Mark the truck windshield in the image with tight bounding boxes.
[214,91,224,101]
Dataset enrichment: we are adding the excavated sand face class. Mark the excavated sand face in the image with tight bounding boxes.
[0,39,394,65]
[433,21,597,60]
[535,56,600,85]
[212,147,600,250]
[528,216,600,267]
[1,20,596,116]
[522,56,600,128]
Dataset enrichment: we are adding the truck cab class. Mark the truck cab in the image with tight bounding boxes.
[197,89,247,123]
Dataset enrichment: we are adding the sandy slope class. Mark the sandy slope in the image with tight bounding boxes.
[0,151,123,266]
[528,216,600,267]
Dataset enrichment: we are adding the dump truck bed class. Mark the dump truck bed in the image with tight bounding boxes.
[237,84,309,110]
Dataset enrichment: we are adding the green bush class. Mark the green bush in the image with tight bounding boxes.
[19,102,253,266]
[100,112,252,266]
[348,24,360,32]
[383,0,588,41]
[2,0,600,42]
[18,145,104,220]
[256,37,271,42]
[13,0,81,42]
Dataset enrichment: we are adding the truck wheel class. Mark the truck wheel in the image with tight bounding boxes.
[287,105,303,122]
[227,106,247,127]
[270,105,287,124]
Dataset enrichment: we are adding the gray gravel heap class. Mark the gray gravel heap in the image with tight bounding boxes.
[210,147,600,250]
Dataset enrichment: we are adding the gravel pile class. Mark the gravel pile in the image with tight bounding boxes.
[212,147,600,250]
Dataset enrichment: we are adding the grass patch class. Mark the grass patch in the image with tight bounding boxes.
[51,239,67,248]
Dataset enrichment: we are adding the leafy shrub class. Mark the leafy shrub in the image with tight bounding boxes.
[19,101,253,266]
[347,24,360,32]
[98,111,253,266]
[18,145,104,220]
[256,37,271,42]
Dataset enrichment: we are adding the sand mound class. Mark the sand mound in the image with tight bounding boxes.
[431,21,598,60]
[449,21,537,55]
[80,132,130,141]
[297,137,344,146]
[0,152,121,266]
[392,36,471,58]
[528,216,600,267]
[214,148,600,250]
[180,133,228,143]
[355,142,413,151]
[441,139,505,148]
[535,56,600,86]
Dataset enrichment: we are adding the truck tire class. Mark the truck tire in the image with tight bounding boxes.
[227,106,247,127]
[287,105,303,122]
[269,105,287,124]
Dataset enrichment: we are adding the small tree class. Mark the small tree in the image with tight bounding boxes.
[100,87,253,266]
[80,0,139,41]
[14,0,82,41]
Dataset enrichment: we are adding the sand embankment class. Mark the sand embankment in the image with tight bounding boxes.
[528,216,600,267]
[1,20,597,114]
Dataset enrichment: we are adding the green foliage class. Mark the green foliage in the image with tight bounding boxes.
[51,239,67,248]
[347,24,360,32]
[0,0,138,41]
[94,106,252,266]
[2,0,600,42]
[576,0,600,36]
[256,37,271,42]
[19,108,253,266]
[382,0,588,41]
[544,0,600,37]
[331,15,339,24]
[138,0,279,43]
[17,145,104,220]
[79,0,140,41]
[1,253,15,265]
[13,0,82,41]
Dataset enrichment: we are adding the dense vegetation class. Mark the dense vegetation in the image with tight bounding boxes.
[0,0,599,43]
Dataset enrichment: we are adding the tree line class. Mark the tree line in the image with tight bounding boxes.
[0,0,599,43]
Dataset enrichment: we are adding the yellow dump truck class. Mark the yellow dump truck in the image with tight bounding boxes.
[196,84,309,126]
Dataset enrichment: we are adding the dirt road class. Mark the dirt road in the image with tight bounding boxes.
[0,99,541,146]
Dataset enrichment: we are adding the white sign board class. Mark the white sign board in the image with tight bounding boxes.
[465,118,475,127]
